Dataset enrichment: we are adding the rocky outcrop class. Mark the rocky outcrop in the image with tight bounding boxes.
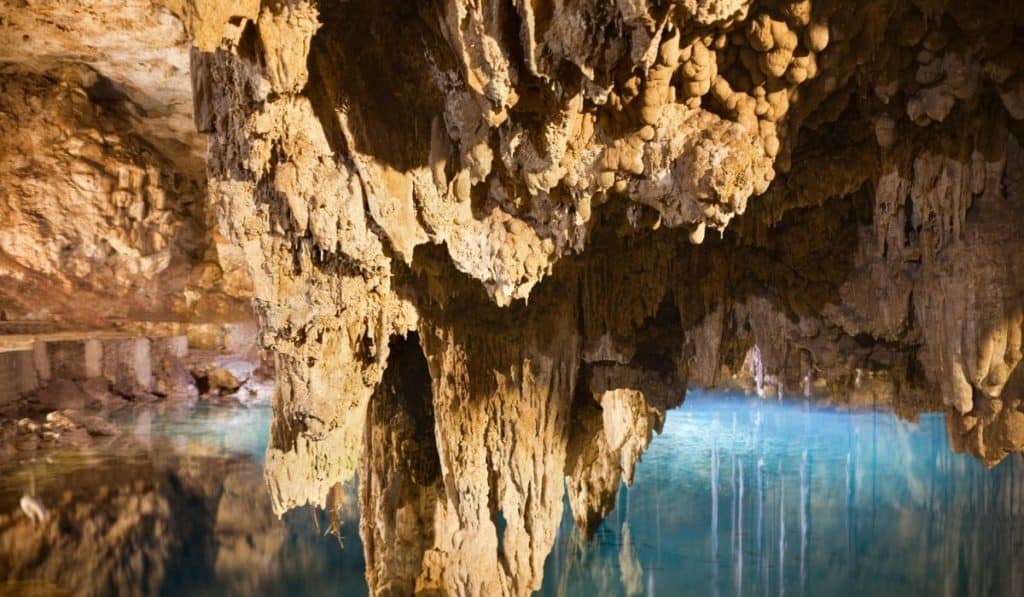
[0,0,206,178]
[0,1,252,325]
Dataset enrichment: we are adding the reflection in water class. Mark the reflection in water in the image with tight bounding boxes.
[0,404,368,596]
[539,391,1024,596]
[2,392,1024,595]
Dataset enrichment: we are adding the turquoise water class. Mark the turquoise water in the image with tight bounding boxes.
[167,393,1024,595]
[4,393,1023,595]
[539,390,1024,596]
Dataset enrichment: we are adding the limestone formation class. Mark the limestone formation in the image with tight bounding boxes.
[182,1,1023,592]
[3,0,1024,595]
[0,1,251,325]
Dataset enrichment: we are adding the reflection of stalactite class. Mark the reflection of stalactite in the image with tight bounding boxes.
[871,409,878,538]
[1012,457,1023,596]
[800,449,808,596]
[736,457,744,596]
[554,523,619,597]
[731,453,737,562]
[711,433,720,597]
[845,450,854,575]
[758,456,766,592]
[779,461,785,597]
[619,523,644,597]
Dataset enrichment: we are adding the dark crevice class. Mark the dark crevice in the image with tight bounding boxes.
[373,332,441,486]
[309,0,451,171]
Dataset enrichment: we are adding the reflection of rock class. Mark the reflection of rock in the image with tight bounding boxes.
[213,469,286,594]
[47,410,118,437]
[0,406,124,458]
[545,503,648,597]
[2,419,382,594]
[618,523,644,597]
[0,467,211,596]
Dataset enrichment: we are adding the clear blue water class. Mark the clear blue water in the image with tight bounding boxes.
[4,393,1023,595]
[539,390,1024,597]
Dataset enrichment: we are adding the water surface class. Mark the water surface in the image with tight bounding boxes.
[540,391,1024,597]
[2,392,1022,596]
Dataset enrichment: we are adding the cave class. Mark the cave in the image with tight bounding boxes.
[2,0,1024,595]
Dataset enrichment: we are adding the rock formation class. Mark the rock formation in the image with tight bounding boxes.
[4,0,1024,595]
[177,0,1024,593]
[0,0,251,325]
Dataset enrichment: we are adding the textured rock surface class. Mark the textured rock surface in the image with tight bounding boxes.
[0,0,252,325]
[4,0,1024,594]
[179,0,1024,593]
[0,0,206,177]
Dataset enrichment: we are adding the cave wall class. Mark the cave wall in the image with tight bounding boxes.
[0,0,252,326]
